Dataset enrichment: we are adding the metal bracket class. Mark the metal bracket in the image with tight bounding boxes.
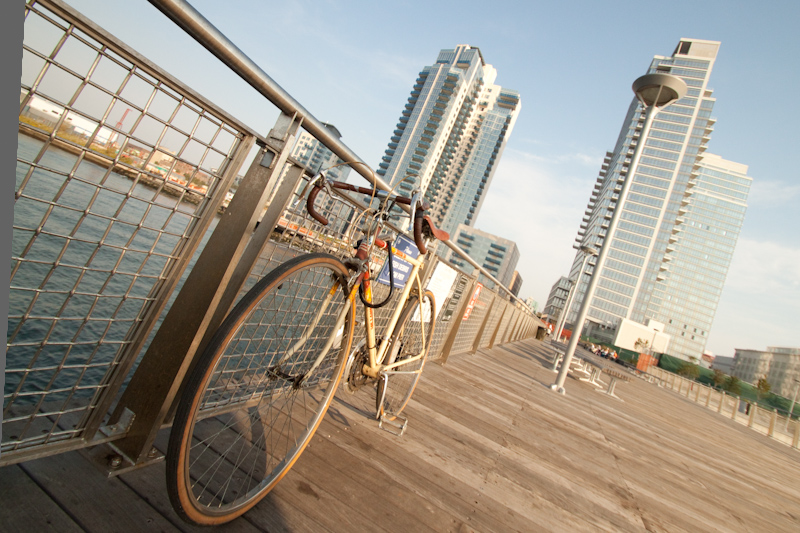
[83,441,165,478]
[98,407,135,438]
[83,407,164,477]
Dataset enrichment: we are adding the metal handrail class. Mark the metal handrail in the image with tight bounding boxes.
[147,0,389,193]
[147,0,533,313]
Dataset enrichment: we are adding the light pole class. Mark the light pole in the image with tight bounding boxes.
[551,73,687,395]
[553,245,598,343]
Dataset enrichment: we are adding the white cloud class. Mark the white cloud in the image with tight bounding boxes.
[724,238,800,296]
[747,179,800,207]
[474,149,598,307]
[705,238,800,356]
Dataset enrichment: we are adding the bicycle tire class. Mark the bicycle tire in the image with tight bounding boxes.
[376,289,435,420]
[167,253,354,525]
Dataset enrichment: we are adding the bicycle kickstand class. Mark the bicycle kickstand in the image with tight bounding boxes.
[376,374,408,437]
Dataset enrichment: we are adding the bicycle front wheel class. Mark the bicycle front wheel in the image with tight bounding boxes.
[377,290,436,420]
[167,253,354,525]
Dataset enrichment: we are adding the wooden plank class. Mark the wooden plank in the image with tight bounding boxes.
[0,464,83,532]
[260,429,440,533]
[19,450,182,532]
[119,431,264,533]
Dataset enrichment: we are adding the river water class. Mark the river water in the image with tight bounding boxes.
[6,133,218,408]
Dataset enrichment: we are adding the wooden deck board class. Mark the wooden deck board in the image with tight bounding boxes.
[19,451,181,532]
[4,338,800,532]
[0,464,84,532]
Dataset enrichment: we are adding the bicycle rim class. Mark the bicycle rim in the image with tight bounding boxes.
[167,253,354,525]
[377,290,435,420]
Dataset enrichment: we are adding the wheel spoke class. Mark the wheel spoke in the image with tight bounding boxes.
[167,254,353,525]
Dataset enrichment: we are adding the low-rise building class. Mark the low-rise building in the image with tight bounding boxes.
[732,347,800,397]
[447,224,519,289]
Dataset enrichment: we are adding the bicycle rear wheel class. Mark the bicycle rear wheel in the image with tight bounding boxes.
[377,290,435,420]
[167,253,354,525]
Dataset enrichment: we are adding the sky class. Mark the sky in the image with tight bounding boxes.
[17,0,800,358]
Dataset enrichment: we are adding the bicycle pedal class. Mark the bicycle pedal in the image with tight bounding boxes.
[378,413,408,437]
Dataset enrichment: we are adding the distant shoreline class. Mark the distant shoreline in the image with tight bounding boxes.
[18,126,207,208]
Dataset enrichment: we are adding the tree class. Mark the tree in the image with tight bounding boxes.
[634,338,650,353]
[724,376,742,395]
[712,369,727,389]
[677,361,700,380]
[756,376,771,401]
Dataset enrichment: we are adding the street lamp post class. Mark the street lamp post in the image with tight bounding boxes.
[553,245,598,343]
[551,73,687,395]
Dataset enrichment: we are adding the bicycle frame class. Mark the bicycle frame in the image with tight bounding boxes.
[359,245,427,378]
[281,236,429,389]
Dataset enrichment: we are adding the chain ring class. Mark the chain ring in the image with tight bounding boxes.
[342,338,380,394]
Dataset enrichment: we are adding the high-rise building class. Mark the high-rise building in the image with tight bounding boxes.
[651,153,750,357]
[377,45,520,236]
[561,38,751,361]
[543,276,571,322]
[292,124,351,182]
[448,224,519,288]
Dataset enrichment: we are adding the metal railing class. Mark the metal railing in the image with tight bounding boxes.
[3,0,543,469]
[646,367,800,449]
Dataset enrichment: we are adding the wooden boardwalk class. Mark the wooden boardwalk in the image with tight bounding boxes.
[3,338,800,532]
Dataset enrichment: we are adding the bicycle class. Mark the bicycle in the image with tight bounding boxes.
[165,172,449,525]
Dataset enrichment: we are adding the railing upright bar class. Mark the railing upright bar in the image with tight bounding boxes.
[107,114,300,466]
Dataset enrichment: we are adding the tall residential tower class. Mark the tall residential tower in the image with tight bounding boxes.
[558,38,751,361]
[377,45,520,236]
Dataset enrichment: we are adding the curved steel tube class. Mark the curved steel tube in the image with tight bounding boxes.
[147,0,391,192]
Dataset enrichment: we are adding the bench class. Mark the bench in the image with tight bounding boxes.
[551,350,592,378]
[573,357,631,399]
[599,367,631,398]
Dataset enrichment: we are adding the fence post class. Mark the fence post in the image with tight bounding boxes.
[107,113,303,464]
[694,385,701,402]
[718,391,726,413]
[748,403,756,427]
[488,302,508,349]
[705,389,712,407]
[793,422,800,449]
[686,380,692,398]
[768,409,777,437]
[731,399,738,421]
[470,293,496,354]
[436,276,478,365]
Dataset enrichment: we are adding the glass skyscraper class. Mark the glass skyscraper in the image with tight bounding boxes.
[377,45,520,236]
[559,38,752,361]
[652,153,750,357]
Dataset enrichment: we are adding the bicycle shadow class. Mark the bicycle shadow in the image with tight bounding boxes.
[326,386,379,429]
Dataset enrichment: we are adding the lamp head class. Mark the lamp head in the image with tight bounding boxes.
[632,73,687,108]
